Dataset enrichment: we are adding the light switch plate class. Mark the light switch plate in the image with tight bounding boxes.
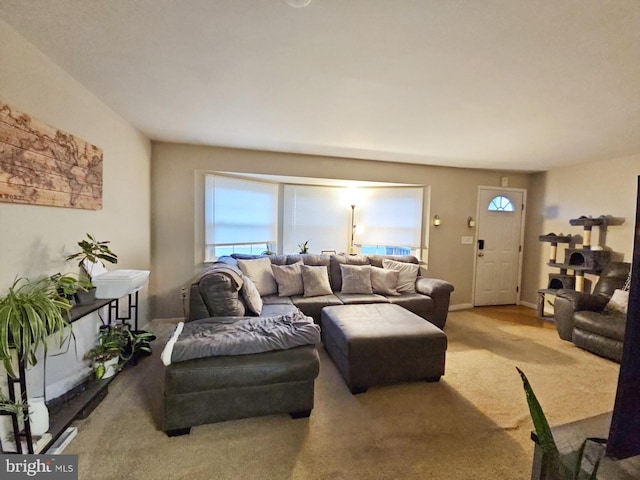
[461,236,474,245]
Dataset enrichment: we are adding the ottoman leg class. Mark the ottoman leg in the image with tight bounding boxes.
[165,427,191,437]
[425,376,441,383]
[290,409,312,419]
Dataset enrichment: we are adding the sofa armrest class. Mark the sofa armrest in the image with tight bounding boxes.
[416,278,454,297]
[415,278,454,329]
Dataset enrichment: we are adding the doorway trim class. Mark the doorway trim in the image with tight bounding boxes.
[472,186,527,307]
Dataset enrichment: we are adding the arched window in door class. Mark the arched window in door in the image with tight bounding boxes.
[487,195,514,212]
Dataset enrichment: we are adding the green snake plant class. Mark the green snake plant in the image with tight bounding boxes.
[517,367,606,480]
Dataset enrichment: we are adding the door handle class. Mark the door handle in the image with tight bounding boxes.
[478,239,485,257]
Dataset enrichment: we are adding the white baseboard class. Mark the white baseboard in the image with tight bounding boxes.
[449,303,473,311]
[449,302,539,311]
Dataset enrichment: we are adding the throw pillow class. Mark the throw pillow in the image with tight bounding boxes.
[371,266,400,296]
[301,265,332,297]
[236,257,278,296]
[272,261,304,296]
[382,259,419,293]
[340,264,373,294]
[606,289,629,315]
[240,275,263,315]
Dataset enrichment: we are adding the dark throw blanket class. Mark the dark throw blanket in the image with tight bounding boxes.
[161,311,320,365]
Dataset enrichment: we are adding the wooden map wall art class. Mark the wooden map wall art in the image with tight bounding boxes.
[0,101,103,210]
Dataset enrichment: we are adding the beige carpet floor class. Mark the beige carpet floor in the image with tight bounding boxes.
[67,306,620,480]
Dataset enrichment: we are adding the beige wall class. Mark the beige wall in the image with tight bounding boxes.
[151,142,530,317]
[521,154,639,306]
[0,20,151,397]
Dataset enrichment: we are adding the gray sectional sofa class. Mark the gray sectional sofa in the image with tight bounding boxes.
[162,253,454,435]
[189,253,455,328]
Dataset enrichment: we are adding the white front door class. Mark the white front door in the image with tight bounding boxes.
[473,188,525,306]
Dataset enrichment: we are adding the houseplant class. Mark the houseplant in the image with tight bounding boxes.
[517,367,606,480]
[0,277,71,379]
[84,326,127,379]
[51,273,94,306]
[84,325,154,379]
[65,233,118,302]
[0,388,26,418]
[0,276,71,438]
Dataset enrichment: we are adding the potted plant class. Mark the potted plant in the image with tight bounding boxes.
[0,276,71,438]
[0,277,71,379]
[0,389,26,418]
[298,240,309,254]
[517,367,606,480]
[84,325,154,379]
[120,329,155,364]
[65,233,118,303]
[51,273,94,306]
[84,326,127,380]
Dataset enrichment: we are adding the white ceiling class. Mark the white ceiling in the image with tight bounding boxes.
[1,0,639,172]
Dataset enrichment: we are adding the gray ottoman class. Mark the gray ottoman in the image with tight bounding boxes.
[321,304,447,393]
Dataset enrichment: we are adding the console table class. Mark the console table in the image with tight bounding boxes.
[0,291,141,454]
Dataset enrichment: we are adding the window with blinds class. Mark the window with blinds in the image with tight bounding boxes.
[355,187,424,256]
[204,175,278,261]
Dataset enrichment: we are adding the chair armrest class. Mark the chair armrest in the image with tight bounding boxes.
[553,289,608,342]
[555,289,608,312]
[416,278,454,329]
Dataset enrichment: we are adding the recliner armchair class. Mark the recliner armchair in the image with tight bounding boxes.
[554,262,630,362]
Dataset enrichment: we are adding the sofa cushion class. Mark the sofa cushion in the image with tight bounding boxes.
[261,304,300,317]
[262,294,294,305]
[240,275,263,315]
[335,293,390,305]
[329,255,371,292]
[340,264,373,294]
[371,266,400,296]
[382,259,418,293]
[387,294,435,323]
[291,294,343,323]
[301,265,332,297]
[237,257,278,296]
[573,310,627,342]
[272,261,304,296]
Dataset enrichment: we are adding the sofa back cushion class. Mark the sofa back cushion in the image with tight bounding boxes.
[189,265,246,321]
[272,261,304,296]
[301,265,332,297]
[340,264,373,294]
[237,257,278,296]
[382,259,419,293]
[371,266,400,296]
[329,255,370,291]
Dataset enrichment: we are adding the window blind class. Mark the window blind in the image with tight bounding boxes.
[282,184,350,254]
[204,175,278,256]
[355,187,424,247]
